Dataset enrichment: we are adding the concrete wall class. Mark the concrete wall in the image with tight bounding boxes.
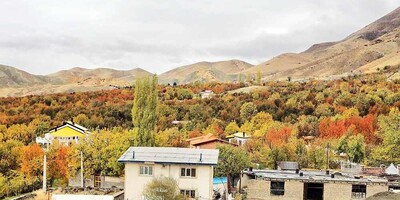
[124,163,214,200]
[102,176,124,189]
[68,171,124,189]
[247,180,389,200]
[247,180,303,200]
[324,183,352,200]
[366,184,389,198]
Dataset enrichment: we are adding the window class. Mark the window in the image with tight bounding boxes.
[270,181,285,196]
[139,166,153,175]
[389,185,400,191]
[180,168,196,177]
[352,185,366,199]
[94,175,101,188]
[180,190,196,199]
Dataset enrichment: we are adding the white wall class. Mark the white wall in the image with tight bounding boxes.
[124,163,214,200]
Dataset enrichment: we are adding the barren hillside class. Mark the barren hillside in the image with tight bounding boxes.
[159,60,253,84]
[245,7,400,81]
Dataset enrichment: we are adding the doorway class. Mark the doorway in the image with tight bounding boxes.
[303,182,324,200]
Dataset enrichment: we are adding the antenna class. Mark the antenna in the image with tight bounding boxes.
[200,153,203,162]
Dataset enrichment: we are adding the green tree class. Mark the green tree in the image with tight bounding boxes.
[216,145,250,194]
[132,75,159,146]
[371,108,400,163]
[347,135,365,163]
[240,102,257,122]
[238,73,243,83]
[78,128,134,177]
[143,177,183,200]
[256,70,262,85]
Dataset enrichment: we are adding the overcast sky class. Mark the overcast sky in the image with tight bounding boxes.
[0,1,399,75]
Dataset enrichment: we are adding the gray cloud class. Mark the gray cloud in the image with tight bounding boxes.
[0,0,399,75]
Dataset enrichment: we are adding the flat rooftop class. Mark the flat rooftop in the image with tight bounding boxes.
[118,147,219,166]
[244,169,388,184]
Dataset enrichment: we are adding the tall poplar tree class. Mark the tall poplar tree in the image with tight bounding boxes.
[132,75,158,146]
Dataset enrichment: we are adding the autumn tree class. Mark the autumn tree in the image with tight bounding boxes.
[224,121,240,135]
[47,143,71,186]
[132,75,159,146]
[20,144,43,180]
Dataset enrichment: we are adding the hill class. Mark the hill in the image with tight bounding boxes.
[47,67,152,85]
[0,66,152,97]
[159,60,253,84]
[244,7,400,81]
[0,65,49,87]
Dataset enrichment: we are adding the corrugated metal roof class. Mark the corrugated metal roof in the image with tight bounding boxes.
[118,147,219,166]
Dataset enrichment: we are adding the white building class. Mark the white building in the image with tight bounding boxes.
[227,132,251,146]
[200,90,215,99]
[118,147,219,200]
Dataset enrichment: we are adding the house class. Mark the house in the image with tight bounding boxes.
[36,121,90,146]
[241,169,398,200]
[186,133,236,149]
[200,90,215,99]
[227,132,251,146]
[118,147,219,200]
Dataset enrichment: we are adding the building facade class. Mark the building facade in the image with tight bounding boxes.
[118,147,219,200]
[242,169,397,200]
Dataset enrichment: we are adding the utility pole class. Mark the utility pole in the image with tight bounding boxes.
[43,143,47,193]
[326,143,330,170]
[81,151,84,188]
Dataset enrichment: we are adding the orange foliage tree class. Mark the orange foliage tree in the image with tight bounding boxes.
[265,127,292,147]
[20,144,43,179]
[48,145,71,185]
[319,115,378,143]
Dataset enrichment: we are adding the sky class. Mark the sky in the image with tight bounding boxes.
[0,1,399,75]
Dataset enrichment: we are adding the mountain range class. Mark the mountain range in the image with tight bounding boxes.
[1,7,400,97]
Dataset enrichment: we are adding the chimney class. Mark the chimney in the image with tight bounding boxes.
[243,132,245,138]
[296,169,299,174]
[71,118,75,125]
[200,153,203,162]
[132,151,135,159]
[331,174,335,178]
[326,170,330,175]
[249,167,253,172]
[299,172,303,177]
